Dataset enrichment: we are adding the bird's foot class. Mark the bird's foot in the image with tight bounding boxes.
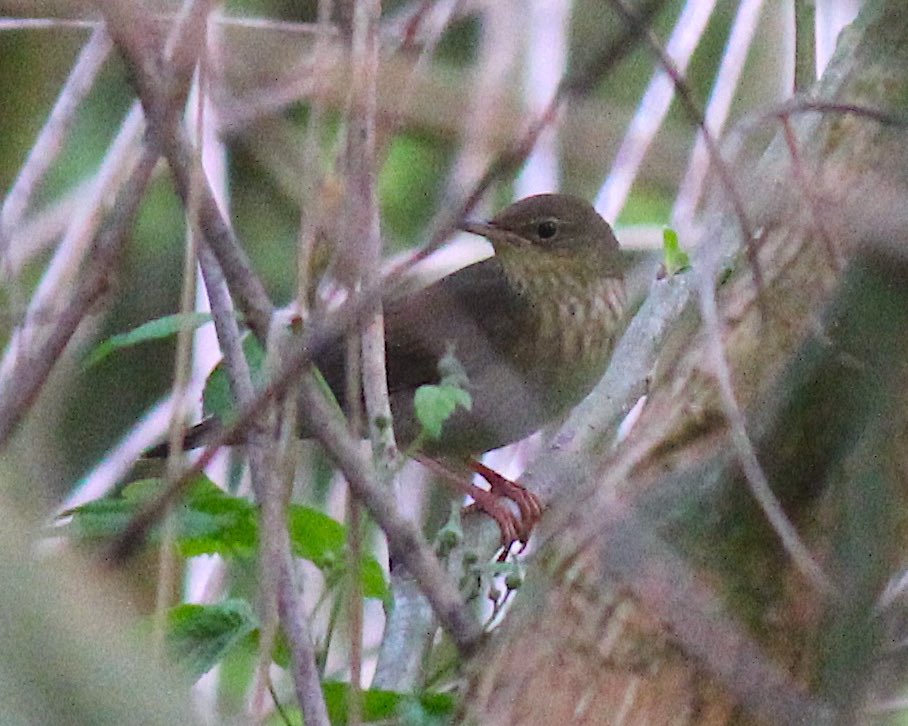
[468,459,543,544]
[462,486,522,553]
[417,456,540,555]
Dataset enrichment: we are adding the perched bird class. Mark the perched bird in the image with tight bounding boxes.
[155,194,628,548]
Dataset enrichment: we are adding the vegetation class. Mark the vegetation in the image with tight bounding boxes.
[3,1,908,724]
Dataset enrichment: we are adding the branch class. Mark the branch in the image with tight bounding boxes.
[0,24,111,251]
[298,371,483,655]
[97,0,275,342]
[0,151,158,448]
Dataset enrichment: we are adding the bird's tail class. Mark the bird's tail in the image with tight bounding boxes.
[143,417,227,459]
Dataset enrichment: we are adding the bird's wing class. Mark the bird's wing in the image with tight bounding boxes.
[150,258,526,453]
[380,255,527,395]
[311,255,529,414]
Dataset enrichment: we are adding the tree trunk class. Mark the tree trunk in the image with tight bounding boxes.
[465,1,908,723]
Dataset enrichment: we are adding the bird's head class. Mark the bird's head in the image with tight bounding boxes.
[459,193,622,276]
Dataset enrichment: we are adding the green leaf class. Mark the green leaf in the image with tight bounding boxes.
[66,478,387,599]
[63,478,178,539]
[413,383,472,440]
[287,505,346,567]
[202,334,267,422]
[167,599,259,680]
[321,682,457,725]
[83,313,213,369]
[287,505,389,600]
[662,227,691,276]
[64,480,155,539]
[66,476,258,558]
[178,480,259,558]
[360,556,390,601]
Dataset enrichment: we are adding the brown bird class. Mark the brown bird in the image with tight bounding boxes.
[156,194,627,548]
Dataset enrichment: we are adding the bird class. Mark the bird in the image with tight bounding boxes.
[153,194,628,549]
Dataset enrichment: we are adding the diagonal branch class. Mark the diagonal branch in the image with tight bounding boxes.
[97,0,274,342]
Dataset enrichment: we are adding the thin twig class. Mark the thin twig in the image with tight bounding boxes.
[348,0,397,464]
[596,0,716,221]
[607,0,758,286]
[295,0,334,315]
[779,114,842,271]
[368,0,463,690]
[276,542,332,726]
[0,151,159,448]
[770,99,908,127]
[673,0,766,229]
[153,30,207,648]
[0,24,111,259]
[696,256,834,594]
[343,2,387,720]
[98,0,275,342]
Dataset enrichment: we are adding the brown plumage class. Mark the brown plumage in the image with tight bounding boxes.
[313,194,626,455]
[151,194,628,545]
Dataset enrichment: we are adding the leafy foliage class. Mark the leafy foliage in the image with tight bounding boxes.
[82,313,214,369]
[662,227,691,276]
[167,599,259,680]
[413,348,472,440]
[265,682,456,725]
[65,476,388,600]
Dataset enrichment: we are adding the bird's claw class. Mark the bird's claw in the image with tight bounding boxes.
[469,460,543,547]
[420,456,543,556]
[464,488,522,551]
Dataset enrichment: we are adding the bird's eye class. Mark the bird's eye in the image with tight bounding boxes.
[536,220,558,239]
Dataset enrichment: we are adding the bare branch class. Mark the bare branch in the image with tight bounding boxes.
[97,0,275,341]
[0,151,158,448]
[0,24,111,254]
[596,0,716,221]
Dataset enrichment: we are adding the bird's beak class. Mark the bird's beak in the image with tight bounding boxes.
[458,220,498,238]
[460,220,527,250]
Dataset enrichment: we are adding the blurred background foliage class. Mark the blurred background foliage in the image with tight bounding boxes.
[0,0,801,495]
[1,1,849,722]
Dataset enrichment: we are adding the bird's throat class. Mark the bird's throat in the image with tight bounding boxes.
[497,246,626,407]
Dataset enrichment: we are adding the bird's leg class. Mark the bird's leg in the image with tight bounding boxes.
[468,459,543,543]
[417,457,521,550]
